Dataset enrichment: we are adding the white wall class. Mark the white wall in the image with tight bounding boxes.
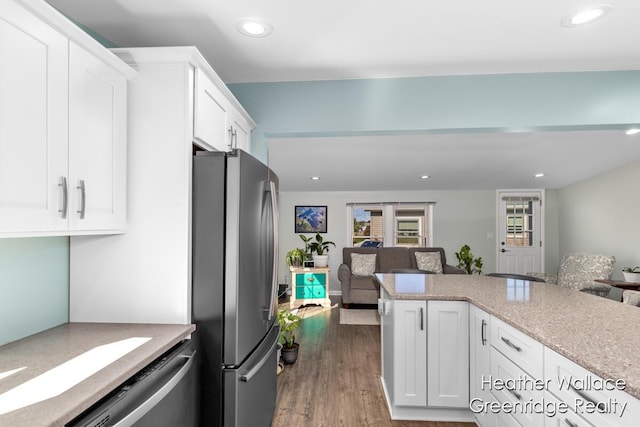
[559,160,640,280]
[279,190,500,293]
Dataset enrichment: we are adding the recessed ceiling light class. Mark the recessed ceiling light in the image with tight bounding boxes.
[310,176,320,181]
[533,173,545,178]
[419,175,430,180]
[625,128,640,135]
[236,19,273,38]
[561,5,613,27]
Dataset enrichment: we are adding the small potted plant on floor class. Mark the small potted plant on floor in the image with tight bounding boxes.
[277,308,302,364]
[455,244,483,275]
[622,266,640,283]
[300,232,335,267]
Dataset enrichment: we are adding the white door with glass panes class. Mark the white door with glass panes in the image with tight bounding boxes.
[497,191,543,274]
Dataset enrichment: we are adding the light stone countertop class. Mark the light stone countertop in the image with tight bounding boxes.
[0,322,195,427]
[376,273,640,400]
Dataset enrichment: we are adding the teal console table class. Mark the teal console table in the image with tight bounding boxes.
[289,267,331,309]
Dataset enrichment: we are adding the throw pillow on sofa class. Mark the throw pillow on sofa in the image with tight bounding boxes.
[415,252,443,274]
[351,253,377,276]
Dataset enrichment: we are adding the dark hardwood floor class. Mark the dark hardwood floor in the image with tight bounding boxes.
[272,297,477,427]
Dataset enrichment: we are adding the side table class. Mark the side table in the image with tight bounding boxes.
[289,267,331,309]
[594,279,640,302]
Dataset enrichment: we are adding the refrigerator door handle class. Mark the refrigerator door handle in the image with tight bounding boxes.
[267,180,279,321]
[240,331,278,382]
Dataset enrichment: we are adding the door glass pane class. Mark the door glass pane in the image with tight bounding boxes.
[505,200,533,247]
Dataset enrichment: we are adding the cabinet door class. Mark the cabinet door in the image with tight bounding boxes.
[229,109,251,153]
[427,301,469,407]
[193,68,230,151]
[68,42,127,232]
[0,0,68,234]
[470,305,496,427]
[393,300,427,407]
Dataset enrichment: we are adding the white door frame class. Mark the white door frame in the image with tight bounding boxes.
[495,189,545,274]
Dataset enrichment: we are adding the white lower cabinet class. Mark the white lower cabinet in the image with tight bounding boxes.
[470,305,497,427]
[379,292,472,422]
[543,391,593,427]
[544,347,640,427]
[427,300,469,408]
[490,347,544,427]
[391,299,428,406]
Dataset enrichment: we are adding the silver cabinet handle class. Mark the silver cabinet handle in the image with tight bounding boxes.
[568,384,604,411]
[419,307,424,331]
[76,179,86,219]
[228,126,237,150]
[508,388,522,401]
[58,176,68,219]
[501,336,522,352]
[564,418,578,427]
[481,319,487,345]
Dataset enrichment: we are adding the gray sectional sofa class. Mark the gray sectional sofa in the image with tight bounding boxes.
[338,247,465,307]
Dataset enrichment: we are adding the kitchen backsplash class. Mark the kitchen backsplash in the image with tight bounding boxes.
[0,237,69,346]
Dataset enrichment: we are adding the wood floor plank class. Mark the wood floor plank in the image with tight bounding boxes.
[273,299,477,427]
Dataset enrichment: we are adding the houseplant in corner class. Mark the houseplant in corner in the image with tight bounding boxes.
[622,266,640,283]
[455,244,483,275]
[286,248,307,268]
[300,232,336,267]
[277,308,302,364]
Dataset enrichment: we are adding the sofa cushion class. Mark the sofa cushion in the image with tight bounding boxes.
[378,247,411,272]
[342,247,379,269]
[351,275,380,291]
[414,251,443,273]
[409,248,448,269]
[351,253,377,276]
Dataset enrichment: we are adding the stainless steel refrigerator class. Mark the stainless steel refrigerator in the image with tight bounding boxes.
[192,149,280,427]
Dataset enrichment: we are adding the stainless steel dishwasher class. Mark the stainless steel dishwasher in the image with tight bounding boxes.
[66,340,198,427]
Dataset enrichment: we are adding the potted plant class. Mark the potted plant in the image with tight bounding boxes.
[285,248,307,268]
[455,244,483,275]
[277,308,302,364]
[300,232,336,267]
[622,266,640,283]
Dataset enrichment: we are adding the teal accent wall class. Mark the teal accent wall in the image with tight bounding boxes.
[0,237,69,346]
[229,71,640,138]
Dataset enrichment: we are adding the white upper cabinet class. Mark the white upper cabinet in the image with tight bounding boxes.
[193,68,232,151]
[193,64,254,153]
[0,0,135,237]
[68,42,127,232]
[0,0,68,234]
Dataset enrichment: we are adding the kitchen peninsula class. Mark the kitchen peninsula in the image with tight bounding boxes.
[376,273,640,427]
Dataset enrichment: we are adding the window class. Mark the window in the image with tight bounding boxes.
[347,203,433,247]
[352,207,384,246]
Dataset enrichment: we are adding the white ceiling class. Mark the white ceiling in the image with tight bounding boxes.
[46,0,640,191]
[269,131,640,191]
[47,0,640,83]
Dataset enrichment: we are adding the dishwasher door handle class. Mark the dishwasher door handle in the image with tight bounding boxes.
[114,350,196,427]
